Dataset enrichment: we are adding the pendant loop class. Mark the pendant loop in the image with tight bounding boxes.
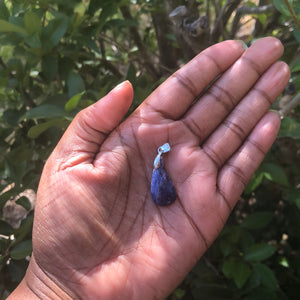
[153,143,171,169]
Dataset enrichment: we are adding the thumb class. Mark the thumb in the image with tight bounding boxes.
[51,81,134,166]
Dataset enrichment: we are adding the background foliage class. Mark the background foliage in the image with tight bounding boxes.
[0,0,299,299]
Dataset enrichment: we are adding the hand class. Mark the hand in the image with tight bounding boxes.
[10,37,290,299]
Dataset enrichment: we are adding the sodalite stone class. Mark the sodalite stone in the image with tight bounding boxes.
[151,157,177,206]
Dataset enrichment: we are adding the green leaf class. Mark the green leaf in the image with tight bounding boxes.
[0,239,8,254]
[6,58,23,75]
[242,212,273,230]
[10,240,32,260]
[98,1,118,30]
[262,162,290,187]
[0,189,15,211]
[13,215,33,245]
[220,239,234,257]
[24,11,41,35]
[67,72,85,98]
[222,257,252,288]
[126,63,137,84]
[273,0,292,16]
[293,26,300,43]
[74,2,87,17]
[88,0,103,13]
[291,59,300,72]
[256,13,267,26]
[252,263,278,291]
[234,263,252,289]
[279,117,300,139]
[79,99,94,109]
[89,0,118,16]
[4,146,34,187]
[278,257,289,268]
[65,92,84,113]
[27,119,66,139]
[240,230,255,250]
[244,244,276,262]
[41,17,68,51]
[0,19,27,35]
[16,196,31,211]
[0,0,10,20]
[20,104,65,121]
[24,32,41,48]
[226,226,242,243]
[2,109,24,127]
[42,55,58,80]
[244,171,264,194]
[285,188,300,209]
[172,288,186,298]
[7,259,28,283]
[243,269,261,292]
[222,257,236,279]
[73,2,88,29]
[97,82,111,99]
[80,36,101,54]
[0,220,14,236]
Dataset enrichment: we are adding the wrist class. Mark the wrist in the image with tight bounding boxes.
[8,254,76,300]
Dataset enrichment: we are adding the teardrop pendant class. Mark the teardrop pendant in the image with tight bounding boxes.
[151,143,177,206]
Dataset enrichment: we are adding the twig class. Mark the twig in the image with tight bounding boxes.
[229,4,275,38]
[100,59,123,79]
[21,88,36,108]
[279,93,300,118]
[0,57,36,108]
[0,57,7,69]
[210,0,228,43]
[151,10,179,72]
[98,33,129,53]
[205,0,210,26]
[211,0,220,17]
[99,38,123,79]
[99,28,161,68]
[120,5,160,80]
[283,0,300,32]
[210,0,242,43]
[222,0,243,26]
[203,256,220,276]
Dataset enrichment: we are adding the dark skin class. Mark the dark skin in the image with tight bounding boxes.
[9,37,290,299]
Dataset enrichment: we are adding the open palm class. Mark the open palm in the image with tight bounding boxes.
[14,38,289,300]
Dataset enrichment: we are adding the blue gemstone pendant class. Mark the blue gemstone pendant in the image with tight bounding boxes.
[151,143,177,206]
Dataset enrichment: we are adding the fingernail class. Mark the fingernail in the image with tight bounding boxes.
[236,40,248,50]
[113,80,130,91]
[269,109,283,119]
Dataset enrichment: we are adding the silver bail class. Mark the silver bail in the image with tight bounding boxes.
[158,143,171,153]
[153,143,171,169]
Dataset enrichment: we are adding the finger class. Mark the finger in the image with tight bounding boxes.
[51,81,134,167]
[217,111,281,211]
[182,37,284,142]
[137,40,245,120]
[202,61,290,168]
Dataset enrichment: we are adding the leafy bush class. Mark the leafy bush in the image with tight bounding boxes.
[0,0,299,298]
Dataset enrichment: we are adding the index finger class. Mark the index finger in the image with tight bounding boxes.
[138,40,245,120]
